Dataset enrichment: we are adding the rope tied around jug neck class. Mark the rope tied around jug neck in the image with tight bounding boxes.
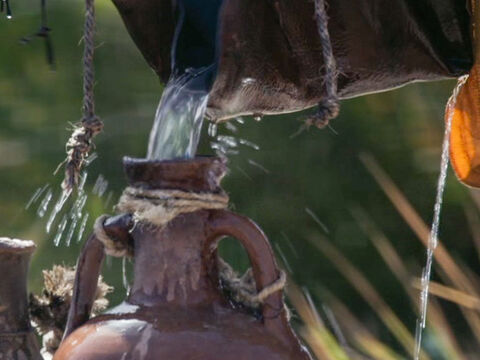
[117,186,230,226]
[61,0,103,192]
[93,187,287,309]
[94,187,230,257]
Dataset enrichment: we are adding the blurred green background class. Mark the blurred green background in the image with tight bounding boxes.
[1,1,479,359]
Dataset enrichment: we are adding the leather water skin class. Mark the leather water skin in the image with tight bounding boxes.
[111,0,473,121]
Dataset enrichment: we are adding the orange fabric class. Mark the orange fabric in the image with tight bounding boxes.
[448,0,480,187]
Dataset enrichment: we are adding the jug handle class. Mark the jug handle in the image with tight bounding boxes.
[205,209,300,348]
[63,214,133,339]
[63,233,105,339]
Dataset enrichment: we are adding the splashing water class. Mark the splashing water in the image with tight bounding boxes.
[147,68,211,160]
[414,76,468,360]
[37,188,53,218]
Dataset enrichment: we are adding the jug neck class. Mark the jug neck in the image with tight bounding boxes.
[127,210,222,308]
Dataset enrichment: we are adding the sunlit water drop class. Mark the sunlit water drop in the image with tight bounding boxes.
[53,214,68,247]
[247,159,270,174]
[46,190,71,233]
[76,213,89,244]
[37,188,53,218]
[93,174,109,197]
[414,75,468,360]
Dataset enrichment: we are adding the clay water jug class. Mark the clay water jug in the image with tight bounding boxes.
[0,238,42,360]
[54,157,312,360]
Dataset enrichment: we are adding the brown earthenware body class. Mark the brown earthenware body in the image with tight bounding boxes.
[0,238,42,360]
[54,157,311,360]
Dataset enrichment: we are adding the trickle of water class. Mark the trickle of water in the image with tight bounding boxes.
[239,138,260,151]
[65,216,79,247]
[208,123,218,137]
[122,257,131,294]
[85,152,98,166]
[26,184,49,210]
[247,159,270,174]
[93,174,109,197]
[147,68,211,160]
[53,214,68,247]
[104,191,114,211]
[274,243,293,274]
[305,207,329,234]
[46,190,71,233]
[37,188,53,218]
[224,122,238,133]
[76,213,89,243]
[414,76,468,360]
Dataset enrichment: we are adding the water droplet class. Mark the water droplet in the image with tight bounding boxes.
[26,184,49,210]
[241,78,256,86]
[274,243,293,274]
[93,174,109,197]
[253,113,263,122]
[247,159,270,174]
[85,152,98,166]
[208,123,218,137]
[77,213,89,243]
[224,122,238,134]
[104,191,114,210]
[46,190,71,233]
[122,257,131,294]
[53,215,68,247]
[239,138,260,151]
[65,216,79,247]
[37,188,53,218]
[305,207,329,234]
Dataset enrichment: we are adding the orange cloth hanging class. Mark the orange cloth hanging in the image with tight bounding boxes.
[448,0,480,187]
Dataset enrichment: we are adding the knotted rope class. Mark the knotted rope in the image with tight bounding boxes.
[94,187,286,309]
[61,0,103,192]
[218,258,286,311]
[306,0,339,129]
[116,187,230,227]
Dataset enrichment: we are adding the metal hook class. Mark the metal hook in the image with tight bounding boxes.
[1,0,13,19]
[20,0,55,68]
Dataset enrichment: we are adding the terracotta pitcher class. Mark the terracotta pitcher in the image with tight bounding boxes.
[54,157,312,359]
[0,238,42,360]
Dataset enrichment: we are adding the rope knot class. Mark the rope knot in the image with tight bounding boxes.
[305,98,340,129]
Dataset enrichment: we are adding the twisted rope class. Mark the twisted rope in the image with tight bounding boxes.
[116,187,230,227]
[306,0,339,129]
[218,258,286,310]
[61,0,103,192]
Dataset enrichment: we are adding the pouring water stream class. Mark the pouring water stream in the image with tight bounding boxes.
[413,75,468,360]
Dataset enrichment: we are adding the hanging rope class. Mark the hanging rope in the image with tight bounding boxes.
[61,0,103,192]
[305,0,339,129]
[20,0,55,68]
